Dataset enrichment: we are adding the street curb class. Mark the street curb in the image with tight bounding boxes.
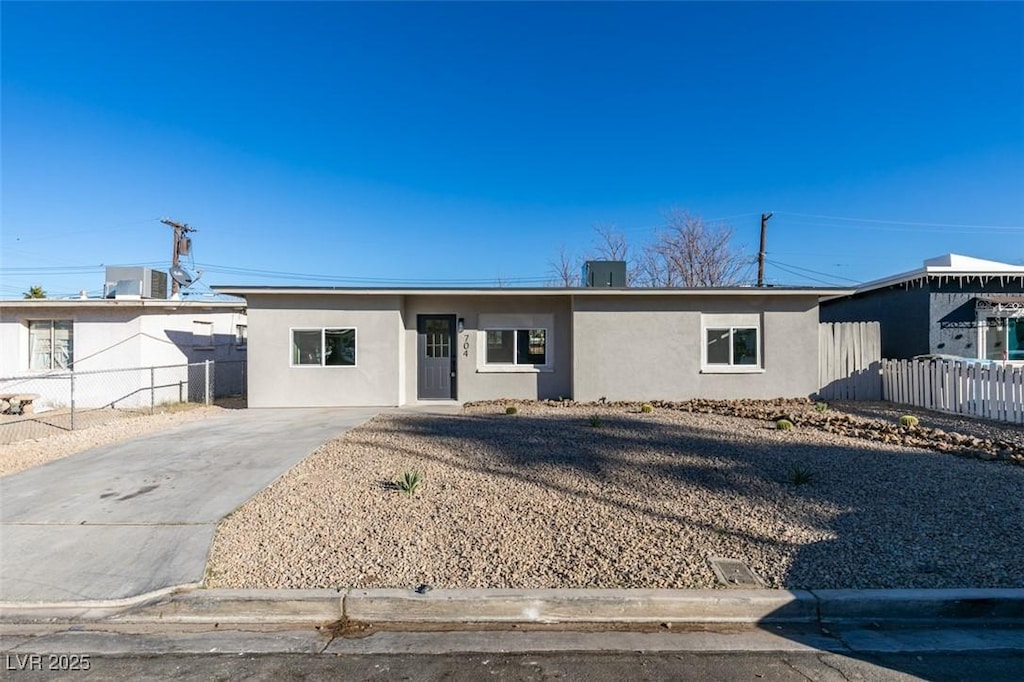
[3,587,1023,627]
[0,583,201,623]
[113,589,343,624]
[343,589,816,624]
[813,589,1024,625]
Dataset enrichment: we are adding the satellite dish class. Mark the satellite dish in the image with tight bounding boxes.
[170,265,196,288]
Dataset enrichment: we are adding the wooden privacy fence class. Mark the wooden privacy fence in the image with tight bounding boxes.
[883,358,1024,424]
[818,322,881,400]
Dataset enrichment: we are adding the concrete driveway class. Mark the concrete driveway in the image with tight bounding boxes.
[0,407,378,603]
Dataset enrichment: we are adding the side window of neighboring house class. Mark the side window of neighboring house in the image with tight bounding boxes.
[235,324,247,348]
[701,314,762,372]
[28,320,74,370]
[193,320,213,349]
[984,317,1024,361]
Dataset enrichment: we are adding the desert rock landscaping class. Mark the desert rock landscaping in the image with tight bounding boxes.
[206,400,1024,591]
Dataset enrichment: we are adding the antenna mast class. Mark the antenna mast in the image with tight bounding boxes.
[161,218,197,295]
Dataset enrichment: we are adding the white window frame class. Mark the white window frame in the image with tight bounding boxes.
[193,320,214,350]
[27,319,74,371]
[700,313,764,374]
[289,327,357,368]
[476,314,555,374]
[235,324,248,349]
[980,316,1024,362]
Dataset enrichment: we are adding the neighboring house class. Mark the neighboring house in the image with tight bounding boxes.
[214,285,853,407]
[820,254,1024,362]
[0,297,247,409]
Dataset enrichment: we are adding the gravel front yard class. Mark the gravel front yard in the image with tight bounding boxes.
[206,403,1024,591]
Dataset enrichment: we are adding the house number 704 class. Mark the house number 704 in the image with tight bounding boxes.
[462,334,470,357]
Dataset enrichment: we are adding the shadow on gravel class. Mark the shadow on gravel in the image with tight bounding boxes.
[359,409,1024,592]
[365,408,1023,680]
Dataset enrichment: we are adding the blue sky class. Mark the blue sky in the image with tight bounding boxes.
[2,1,1022,297]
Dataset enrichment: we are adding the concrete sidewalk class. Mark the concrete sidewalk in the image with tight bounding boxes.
[0,407,379,603]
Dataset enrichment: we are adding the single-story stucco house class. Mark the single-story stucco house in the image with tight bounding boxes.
[0,295,247,410]
[820,254,1024,362]
[0,298,247,376]
[214,284,853,407]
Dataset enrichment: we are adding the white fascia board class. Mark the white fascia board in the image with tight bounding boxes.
[214,286,854,299]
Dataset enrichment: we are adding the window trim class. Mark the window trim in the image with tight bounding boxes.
[478,326,553,373]
[27,318,74,371]
[981,316,1024,362]
[235,324,248,349]
[700,315,764,374]
[289,327,357,368]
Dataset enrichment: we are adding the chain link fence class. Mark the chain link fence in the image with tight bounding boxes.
[0,360,246,445]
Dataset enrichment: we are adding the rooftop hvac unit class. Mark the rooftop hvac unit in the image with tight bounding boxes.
[583,260,627,287]
[103,266,169,299]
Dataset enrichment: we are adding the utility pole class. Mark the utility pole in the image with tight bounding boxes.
[756,212,773,287]
[161,218,197,295]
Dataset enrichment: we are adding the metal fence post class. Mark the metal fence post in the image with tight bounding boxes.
[150,366,156,414]
[205,360,212,406]
[70,371,76,431]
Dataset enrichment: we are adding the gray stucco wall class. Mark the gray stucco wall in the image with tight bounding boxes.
[571,294,821,401]
[820,286,930,359]
[245,294,403,407]
[402,295,573,402]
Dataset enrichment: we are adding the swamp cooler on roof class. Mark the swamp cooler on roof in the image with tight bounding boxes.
[103,266,168,299]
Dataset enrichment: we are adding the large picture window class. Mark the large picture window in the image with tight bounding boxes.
[29,320,73,370]
[485,329,547,366]
[291,328,356,366]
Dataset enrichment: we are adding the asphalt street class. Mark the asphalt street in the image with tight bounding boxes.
[3,651,1023,681]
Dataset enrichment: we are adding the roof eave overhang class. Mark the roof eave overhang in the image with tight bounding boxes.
[849,269,1024,297]
[213,286,855,299]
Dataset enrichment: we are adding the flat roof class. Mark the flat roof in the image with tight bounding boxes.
[213,285,854,298]
[0,298,245,310]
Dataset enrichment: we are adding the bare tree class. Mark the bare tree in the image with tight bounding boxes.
[591,222,629,261]
[644,209,747,287]
[548,245,581,287]
[549,210,746,288]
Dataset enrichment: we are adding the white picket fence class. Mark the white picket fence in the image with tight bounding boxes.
[882,358,1024,424]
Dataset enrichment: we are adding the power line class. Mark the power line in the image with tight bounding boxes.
[4,218,162,245]
[764,258,861,284]
[777,212,1024,231]
[767,261,847,287]
[192,262,552,285]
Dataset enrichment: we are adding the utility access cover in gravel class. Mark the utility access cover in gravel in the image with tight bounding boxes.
[205,403,1024,591]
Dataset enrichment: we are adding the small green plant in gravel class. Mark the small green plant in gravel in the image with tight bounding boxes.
[788,465,814,486]
[775,418,794,431]
[899,415,919,428]
[640,403,654,414]
[505,406,518,415]
[397,471,422,494]
[815,402,829,413]
[588,414,604,428]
